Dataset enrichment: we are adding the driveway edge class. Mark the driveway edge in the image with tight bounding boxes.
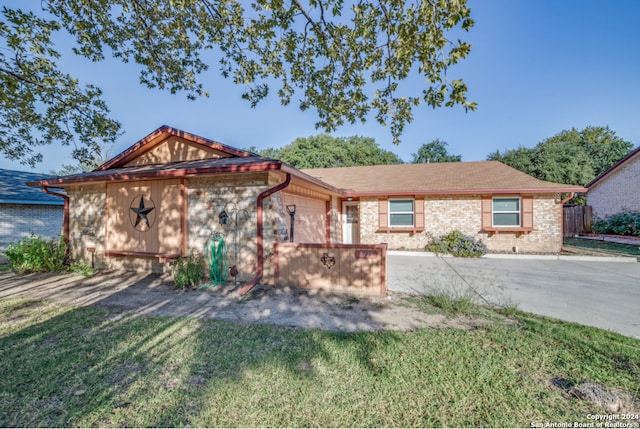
[387,250,639,263]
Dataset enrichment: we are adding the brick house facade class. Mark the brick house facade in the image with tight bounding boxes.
[587,147,640,220]
[303,162,585,254]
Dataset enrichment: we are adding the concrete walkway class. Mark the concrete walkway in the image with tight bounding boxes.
[387,251,640,339]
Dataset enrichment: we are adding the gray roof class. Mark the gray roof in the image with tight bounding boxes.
[0,169,64,205]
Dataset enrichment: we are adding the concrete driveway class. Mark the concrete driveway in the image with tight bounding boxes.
[387,251,640,339]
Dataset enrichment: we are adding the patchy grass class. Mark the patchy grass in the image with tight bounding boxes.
[563,237,640,257]
[0,298,638,427]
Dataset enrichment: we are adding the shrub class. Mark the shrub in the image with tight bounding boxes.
[591,211,640,237]
[426,230,488,257]
[172,251,204,289]
[5,235,68,273]
[69,261,96,278]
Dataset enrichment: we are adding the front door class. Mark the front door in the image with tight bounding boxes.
[342,201,360,244]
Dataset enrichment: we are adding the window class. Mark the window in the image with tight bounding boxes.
[493,197,521,227]
[389,199,414,227]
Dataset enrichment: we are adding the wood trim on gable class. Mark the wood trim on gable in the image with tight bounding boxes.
[98,125,253,171]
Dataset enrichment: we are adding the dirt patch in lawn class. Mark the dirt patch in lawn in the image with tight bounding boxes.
[0,271,486,332]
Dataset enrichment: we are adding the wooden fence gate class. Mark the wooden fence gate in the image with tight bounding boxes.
[563,205,592,237]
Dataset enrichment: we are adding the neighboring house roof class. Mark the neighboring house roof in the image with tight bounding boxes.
[0,169,65,205]
[586,146,640,189]
[303,161,587,196]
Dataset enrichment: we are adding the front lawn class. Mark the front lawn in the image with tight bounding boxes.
[0,299,638,427]
[563,237,640,257]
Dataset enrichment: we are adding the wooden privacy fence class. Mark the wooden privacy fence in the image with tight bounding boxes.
[275,243,387,295]
[563,205,592,237]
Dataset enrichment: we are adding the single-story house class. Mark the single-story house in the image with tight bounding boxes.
[0,169,65,250]
[28,126,585,290]
[586,146,640,220]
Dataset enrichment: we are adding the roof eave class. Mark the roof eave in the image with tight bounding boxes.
[344,187,588,197]
[586,146,640,189]
[28,161,284,187]
[280,164,347,196]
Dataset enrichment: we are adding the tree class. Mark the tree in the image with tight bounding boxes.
[411,139,461,163]
[1,1,475,166]
[0,7,121,167]
[250,134,403,169]
[487,126,634,186]
[49,142,114,176]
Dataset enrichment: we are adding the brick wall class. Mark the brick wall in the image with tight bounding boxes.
[0,204,64,250]
[359,194,563,253]
[588,152,640,219]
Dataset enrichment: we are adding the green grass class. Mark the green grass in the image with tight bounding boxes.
[563,237,640,257]
[0,299,638,427]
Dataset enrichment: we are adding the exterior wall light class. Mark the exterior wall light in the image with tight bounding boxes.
[286,204,296,243]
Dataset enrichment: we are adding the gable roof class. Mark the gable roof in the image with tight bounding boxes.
[586,146,640,189]
[26,126,586,198]
[303,161,587,196]
[26,126,345,195]
[0,169,64,205]
[97,125,253,170]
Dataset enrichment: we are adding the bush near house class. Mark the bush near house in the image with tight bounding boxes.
[171,251,205,289]
[5,235,68,273]
[591,211,640,237]
[427,230,488,257]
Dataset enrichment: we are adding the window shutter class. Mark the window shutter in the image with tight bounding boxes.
[378,198,388,232]
[415,197,425,232]
[481,196,493,230]
[522,196,534,229]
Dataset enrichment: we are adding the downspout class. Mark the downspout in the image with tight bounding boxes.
[560,192,575,205]
[238,173,292,296]
[42,186,70,256]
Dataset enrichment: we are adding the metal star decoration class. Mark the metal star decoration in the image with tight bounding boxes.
[130,196,155,229]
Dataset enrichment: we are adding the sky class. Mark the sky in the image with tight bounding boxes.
[3,0,640,173]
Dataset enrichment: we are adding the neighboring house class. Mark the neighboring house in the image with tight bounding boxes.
[0,169,65,250]
[28,126,585,287]
[586,146,640,220]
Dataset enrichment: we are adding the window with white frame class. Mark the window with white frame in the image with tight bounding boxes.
[389,199,414,227]
[492,197,521,227]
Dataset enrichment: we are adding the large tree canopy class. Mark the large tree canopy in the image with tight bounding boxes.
[0,7,121,167]
[487,126,635,187]
[248,134,403,168]
[411,138,461,163]
[1,0,475,166]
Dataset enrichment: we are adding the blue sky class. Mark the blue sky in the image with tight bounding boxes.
[4,0,640,173]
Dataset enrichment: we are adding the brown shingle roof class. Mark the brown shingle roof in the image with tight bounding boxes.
[303,161,586,195]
